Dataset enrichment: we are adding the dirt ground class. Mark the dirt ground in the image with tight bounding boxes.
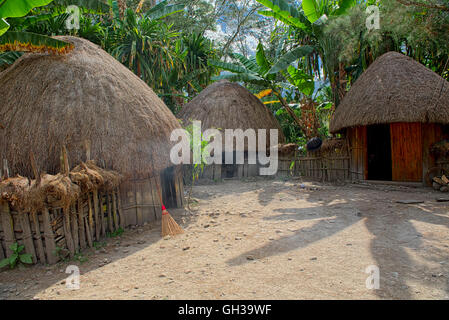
[1,177,449,300]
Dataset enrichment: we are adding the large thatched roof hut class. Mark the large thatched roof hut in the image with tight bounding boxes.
[178,80,285,179]
[0,37,184,264]
[330,51,449,184]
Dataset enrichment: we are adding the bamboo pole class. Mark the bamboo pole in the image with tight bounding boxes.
[42,207,58,264]
[31,212,46,264]
[20,213,37,263]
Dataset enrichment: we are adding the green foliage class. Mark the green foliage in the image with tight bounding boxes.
[107,227,124,238]
[93,241,107,249]
[0,243,33,269]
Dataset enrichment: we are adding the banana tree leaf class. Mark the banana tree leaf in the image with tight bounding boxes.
[256,0,307,30]
[287,65,315,96]
[146,1,184,20]
[0,31,73,54]
[301,0,319,23]
[0,0,54,18]
[334,0,356,16]
[256,43,271,76]
[0,18,9,36]
[212,72,265,85]
[268,45,314,74]
[230,52,259,73]
[208,59,247,74]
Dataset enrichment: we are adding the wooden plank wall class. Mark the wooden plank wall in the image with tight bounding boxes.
[347,126,367,181]
[390,123,423,182]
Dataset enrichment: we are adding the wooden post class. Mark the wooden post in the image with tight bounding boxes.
[71,204,79,252]
[31,212,46,264]
[134,190,143,226]
[29,152,41,185]
[77,199,86,249]
[112,192,119,230]
[42,207,58,264]
[92,190,100,241]
[84,139,91,162]
[87,193,94,237]
[60,145,70,176]
[20,213,37,263]
[84,215,93,248]
[0,201,15,257]
[107,193,114,232]
[148,177,159,220]
[99,192,106,236]
[116,189,125,229]
[0,239,4,260]
[63,207,75,257]
[2,159,10,179]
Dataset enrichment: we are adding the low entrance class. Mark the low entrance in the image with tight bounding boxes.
[367,124,392,181]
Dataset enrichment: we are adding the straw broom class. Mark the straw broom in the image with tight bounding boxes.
[154,174,183,237]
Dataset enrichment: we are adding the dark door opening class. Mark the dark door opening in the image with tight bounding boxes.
[367,124,392,181]
[222,151,237,178]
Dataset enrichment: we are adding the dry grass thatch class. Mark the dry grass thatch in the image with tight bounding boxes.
[278,143,298,157]
[330,52,449,133]
[178,80,285,150]
[70,160,121,192]
[320,138,347,154]
[0,36,181,179]
[0,160,121,212]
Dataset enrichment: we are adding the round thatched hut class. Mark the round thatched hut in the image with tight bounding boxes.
[178,80,285,179]
[0,36,184,263]
[330,51,449,184]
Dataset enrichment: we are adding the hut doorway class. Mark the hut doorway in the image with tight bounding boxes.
[367,124,392,181]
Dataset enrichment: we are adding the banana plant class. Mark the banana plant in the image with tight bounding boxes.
[208,42,313,133]
[0,0,109,54]
[256,0,356,106]
[258,0,356,74]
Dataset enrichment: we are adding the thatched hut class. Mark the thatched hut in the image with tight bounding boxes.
[178,80,285,179]
[330,52,449,184]
[0,37,184,264]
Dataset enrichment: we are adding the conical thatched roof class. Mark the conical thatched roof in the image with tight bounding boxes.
[0,36,181,178]
[330,52,449,133]
[178,80,285,149]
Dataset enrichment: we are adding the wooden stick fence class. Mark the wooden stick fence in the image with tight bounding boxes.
[0,188,123,264]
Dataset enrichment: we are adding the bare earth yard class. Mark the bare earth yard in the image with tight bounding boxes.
[1,178,449,300]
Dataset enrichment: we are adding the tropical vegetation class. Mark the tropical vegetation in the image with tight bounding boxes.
[0,0,448,147]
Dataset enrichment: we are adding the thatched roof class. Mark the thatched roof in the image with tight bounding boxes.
[178,80,285,150]
[330,52,449,133]
[0,36,181,178]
